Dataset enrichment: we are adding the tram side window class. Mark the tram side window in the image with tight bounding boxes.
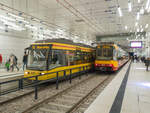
[48,50,65,69]
[82,52,93,63]
[74,51,83,64]
[66,51,75,66]
[83,52,88,63]
[97,47,102,56]
[113,49,117,60]
[65,50,93,66]
[117,50,122,60]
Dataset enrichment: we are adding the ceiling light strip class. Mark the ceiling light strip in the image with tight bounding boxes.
[145,24,149,28]
[0,2,83,41]
[118,6,123,17]
[145,0,150,10]
[136,12,140,20]
[128,1,132,12]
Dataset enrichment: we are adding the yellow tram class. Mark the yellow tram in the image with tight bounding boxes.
[95,42,129,71]
[24,39,95,80]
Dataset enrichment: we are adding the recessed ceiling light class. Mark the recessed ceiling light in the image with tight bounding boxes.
[145,24,149,28]
[136,12,140,20]
[138,0,141,3]
[135,22,138,26]
[118,6,123,17]
[141,28,144,32]
[145,0,150,10]
[128,1,132,12]
[125,26,128,30]
[140,7,144,14]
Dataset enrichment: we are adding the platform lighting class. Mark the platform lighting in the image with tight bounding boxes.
[136,36,138,39]
[17,19,29,24]
[140,7,144,14]
[136,12,140,20]
[0,26,5,30]
[138,0,141,3]
[137,28,140,32]
[25,24,38,30]
[145,24,149,28]
[147,6,150,12]
[118,6,123,17]
[145,0,150,10]
[0,15,15,22]
[125,26,128,30]
[128,1,132,12]
[8,26,25,31]
[141,28,144,32]
[142,37,144,40]
[0,17,26,31]
[1,19,19,28]
[135,22,138,26]
[43,29,53,34]
[7,13,30,24]
[8,13,24,20]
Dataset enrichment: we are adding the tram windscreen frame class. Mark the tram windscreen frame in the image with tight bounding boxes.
[27,44,65,71]
[96,45,113,60]
[27,48,49,71]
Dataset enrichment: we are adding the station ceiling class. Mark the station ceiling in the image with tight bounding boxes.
[0,0,149,46]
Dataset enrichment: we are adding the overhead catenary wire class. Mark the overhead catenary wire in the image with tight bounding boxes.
[56,0,105,33]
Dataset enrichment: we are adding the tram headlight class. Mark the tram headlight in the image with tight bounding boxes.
[25,72,29,74]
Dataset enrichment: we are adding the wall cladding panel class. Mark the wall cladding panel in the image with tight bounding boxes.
[0,34,35,64]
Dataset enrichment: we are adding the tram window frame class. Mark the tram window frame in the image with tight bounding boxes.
[65,50,76,66]
[83,52,88,63]
[47,49,65,70]
[113,47,117,61]
[96,45,113,60]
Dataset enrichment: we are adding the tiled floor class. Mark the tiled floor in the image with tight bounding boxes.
[0,68,24,80]
[85,62,150,113]
[121,62,150,113]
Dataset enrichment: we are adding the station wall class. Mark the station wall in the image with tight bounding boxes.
[0,31,35,65]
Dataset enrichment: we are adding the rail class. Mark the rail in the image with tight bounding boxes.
[0,65,91,99]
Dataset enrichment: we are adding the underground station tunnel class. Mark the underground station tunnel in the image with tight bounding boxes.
[0,0,150,113]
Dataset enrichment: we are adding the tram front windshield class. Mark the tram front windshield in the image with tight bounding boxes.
[96,45,113,60]
[27,49,48,70]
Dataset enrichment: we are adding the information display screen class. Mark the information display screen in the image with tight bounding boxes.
[130,41,142,48]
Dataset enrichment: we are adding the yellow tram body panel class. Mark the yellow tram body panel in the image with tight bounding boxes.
[24,63,92,80]
[32,42,94,52]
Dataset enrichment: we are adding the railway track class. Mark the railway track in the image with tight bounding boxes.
[22,74,114,113]
[0,73,95,113]
[0,72,115,113]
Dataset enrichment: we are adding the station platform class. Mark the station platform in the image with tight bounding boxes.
[0,68,24,82]
[85,62,150,113]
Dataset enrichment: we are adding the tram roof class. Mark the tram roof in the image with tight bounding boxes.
[35,38,93,49]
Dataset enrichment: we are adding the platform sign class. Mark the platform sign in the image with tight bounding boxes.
[130,41,142,48]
